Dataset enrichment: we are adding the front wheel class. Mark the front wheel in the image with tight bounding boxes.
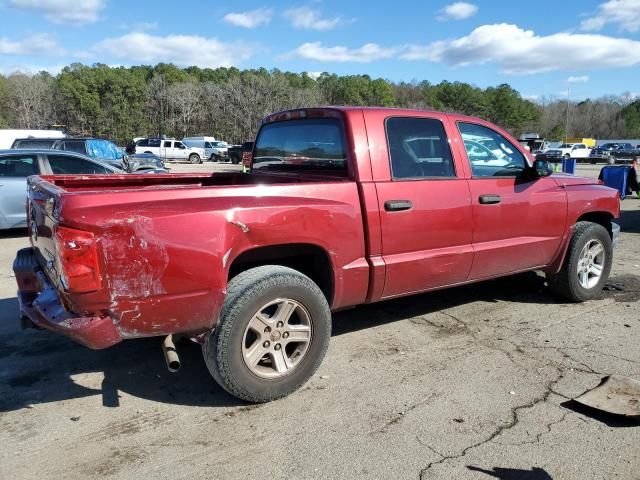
[188,154,201,164]
[546,221,612,302]
[203,265,331,402]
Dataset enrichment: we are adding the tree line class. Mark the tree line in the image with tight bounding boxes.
[0,63,639,145]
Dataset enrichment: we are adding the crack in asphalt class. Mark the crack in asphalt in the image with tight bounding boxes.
[492,410,571,447]
[417,371,565,479]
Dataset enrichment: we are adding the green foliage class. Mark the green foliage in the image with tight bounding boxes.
[0,62,612,145]
[621,100,640,138]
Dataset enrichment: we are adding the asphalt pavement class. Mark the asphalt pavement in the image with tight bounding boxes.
[0,163,638,480]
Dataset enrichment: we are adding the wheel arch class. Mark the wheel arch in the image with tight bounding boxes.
[576,211,614,237]
[227,243,334,305]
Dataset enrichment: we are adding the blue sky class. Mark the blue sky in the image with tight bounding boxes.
[1,0,640,101]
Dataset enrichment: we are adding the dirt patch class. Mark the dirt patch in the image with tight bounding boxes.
[92,448,147,477]
[604,275,640,303]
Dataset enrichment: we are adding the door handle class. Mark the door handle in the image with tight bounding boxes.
[384,200,413,212]
[479,194,501,205]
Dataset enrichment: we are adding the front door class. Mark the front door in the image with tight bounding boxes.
[457,122,567,280]
[372,115,474,299]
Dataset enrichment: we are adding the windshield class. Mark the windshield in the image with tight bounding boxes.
[253,118,347,174]
[558,144,573,148]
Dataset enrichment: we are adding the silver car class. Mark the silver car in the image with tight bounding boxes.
[0,149,124,230]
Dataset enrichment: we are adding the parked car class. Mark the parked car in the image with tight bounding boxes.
[15,137,166,172]
[551,143,591,159]
[15,107,620,403]
[135,137,205,163]
[11,137,60,149]
[208,141,229,162]
[589,143,639,164]
[0,149,126,230]
[227,142,253,165]
[0,129,65,149]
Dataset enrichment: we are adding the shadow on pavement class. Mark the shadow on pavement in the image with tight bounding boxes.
[0,227,28,240]
[560,400,640,428]
[467,466,553,479]
[617,205,640,234]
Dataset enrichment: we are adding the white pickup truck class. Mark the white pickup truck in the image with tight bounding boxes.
[135,138,205,163]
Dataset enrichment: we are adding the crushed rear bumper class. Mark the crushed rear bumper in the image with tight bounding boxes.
[13,247,122,349]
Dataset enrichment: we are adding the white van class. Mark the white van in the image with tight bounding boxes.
[0,129,65,149]
[135,138,206,163]
[182,137,229,162]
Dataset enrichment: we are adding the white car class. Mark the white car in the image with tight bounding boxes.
[135,138,205,163]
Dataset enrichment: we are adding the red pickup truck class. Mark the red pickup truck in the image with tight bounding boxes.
[14,107,620,402]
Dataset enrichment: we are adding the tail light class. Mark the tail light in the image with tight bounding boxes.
[54,226,101,292]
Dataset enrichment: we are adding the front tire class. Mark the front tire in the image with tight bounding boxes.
[546,221,612,302]
[204,266,331,402]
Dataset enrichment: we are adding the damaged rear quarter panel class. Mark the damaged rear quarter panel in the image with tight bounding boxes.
[57,178,367,338]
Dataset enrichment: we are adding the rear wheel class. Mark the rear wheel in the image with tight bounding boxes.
[188,153,201,164]
[546,221,612,302]
[204,265,331,402]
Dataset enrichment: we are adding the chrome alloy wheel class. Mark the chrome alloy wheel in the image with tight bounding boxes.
[577,239,605,289]
[241,298,312,379]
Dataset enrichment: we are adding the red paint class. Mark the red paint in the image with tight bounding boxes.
[14,107,621,349]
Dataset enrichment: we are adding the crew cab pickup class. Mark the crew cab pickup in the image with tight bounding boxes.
[14,107,621,402]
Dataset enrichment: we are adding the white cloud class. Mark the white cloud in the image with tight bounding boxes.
[438,2,478,20]
[8,0,105,25]
[284,7,341,31]
[293,42,398,63]
[0,33,60,56]
[0,63,64,75]
[522,94,539,101]
[401,23,640,74]
[567,75,589,83]
[580,0,640,32]
[92,33,255,68]
[223,8,272,28]
[306,71,323,80]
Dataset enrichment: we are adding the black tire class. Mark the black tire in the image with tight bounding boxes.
[189,153,201,164]
[231,157,240,165]
[203,265,331,402]
[608,155,615,165]
[546,221,612,302]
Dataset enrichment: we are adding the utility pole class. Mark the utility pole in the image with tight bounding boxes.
[564,87,570,143]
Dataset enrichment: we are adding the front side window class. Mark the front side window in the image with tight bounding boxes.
[459,122,527,177]
[253,118,347,174]
[48,155,112,174]
[0,155,38,176]
[386,117,455,179]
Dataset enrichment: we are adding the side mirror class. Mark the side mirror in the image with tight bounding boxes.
[533,159,553,177]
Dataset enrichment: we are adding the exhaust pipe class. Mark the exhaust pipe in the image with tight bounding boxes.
[162,334,181,372]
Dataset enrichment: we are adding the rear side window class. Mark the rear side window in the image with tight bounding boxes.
[164,141,172,148]
[0,155,38,176]
[12,139,56,149]
[386,117,455,179]
[61,141,87,155]
[149,138,161,147]
[459,122,527,177]
[137,139,149,147]
[253,118,347,174]
[48,155,112,174]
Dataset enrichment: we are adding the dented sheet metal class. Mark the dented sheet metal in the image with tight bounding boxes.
[574,375,640,418]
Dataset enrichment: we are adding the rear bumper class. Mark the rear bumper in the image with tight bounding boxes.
[13,248,122,349]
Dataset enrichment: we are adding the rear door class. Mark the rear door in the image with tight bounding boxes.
[366,112,474,298]
[456,121,566,280]
[0,153,40,229]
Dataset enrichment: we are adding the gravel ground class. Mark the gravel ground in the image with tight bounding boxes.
[0,164,638,480]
